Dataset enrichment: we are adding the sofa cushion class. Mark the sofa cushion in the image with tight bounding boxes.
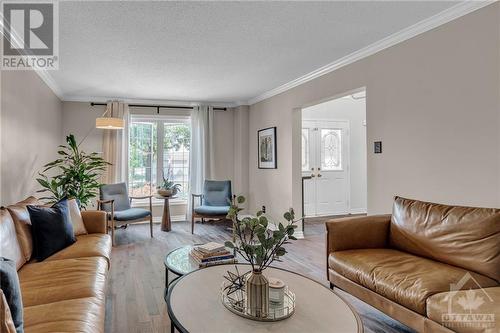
[7,197,38,262]
[329,249,498,315]
[194,205,230,215]
[44,234,111,267]
[112,207,151,221]
[390,197,500,282]
[27,199,76,261]
[18,257,107,307]
[0,209,25,270]
[23,297,104,333]
[426,287,500,333]
[0,258,23,333]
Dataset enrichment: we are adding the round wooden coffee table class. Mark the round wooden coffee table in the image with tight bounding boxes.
[166,264,362,333]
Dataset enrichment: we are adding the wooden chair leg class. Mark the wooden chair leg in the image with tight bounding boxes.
[150,215,153,238]
[191,215,195,234]
[111,219,115,246]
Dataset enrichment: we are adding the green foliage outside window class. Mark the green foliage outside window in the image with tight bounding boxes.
[128,122,190,194]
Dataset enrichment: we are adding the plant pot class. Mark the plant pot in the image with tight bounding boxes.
[157,189,173,197]
[245,270,269,318]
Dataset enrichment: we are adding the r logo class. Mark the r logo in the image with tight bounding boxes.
[2,3,54,55]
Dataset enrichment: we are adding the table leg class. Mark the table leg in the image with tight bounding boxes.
[161,198,172,232]
[166,267,169,289]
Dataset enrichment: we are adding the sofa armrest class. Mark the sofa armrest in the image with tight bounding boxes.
[326,214,391,254]
[81,210,107,234]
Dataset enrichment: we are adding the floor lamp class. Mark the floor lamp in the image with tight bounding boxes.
[79,103,124,146]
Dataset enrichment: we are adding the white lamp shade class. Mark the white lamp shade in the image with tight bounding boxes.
[96,117,124,130]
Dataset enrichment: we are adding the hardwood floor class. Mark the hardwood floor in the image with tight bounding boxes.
[105,218,414,333]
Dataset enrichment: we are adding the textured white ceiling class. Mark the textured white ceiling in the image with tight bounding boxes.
[53,1,458,104]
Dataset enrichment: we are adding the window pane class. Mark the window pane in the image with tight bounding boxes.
[128,122,157,196]
[321,129,342,171]
[162,123,190,200]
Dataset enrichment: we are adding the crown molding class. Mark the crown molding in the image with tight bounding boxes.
[62,95,238,108]
[34,69,64,100]
[246,1,495,106]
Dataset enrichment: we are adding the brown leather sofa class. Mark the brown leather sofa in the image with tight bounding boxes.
[327,197,499,333]
[0,197,111,333]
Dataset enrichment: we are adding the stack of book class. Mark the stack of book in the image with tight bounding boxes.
[190,242,237,267]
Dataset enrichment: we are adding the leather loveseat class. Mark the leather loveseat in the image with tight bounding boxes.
[0,197,111,332]
[327,197,499,333]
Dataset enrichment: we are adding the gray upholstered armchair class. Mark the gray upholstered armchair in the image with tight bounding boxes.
[191,180,232,234]
[98,182,153,246]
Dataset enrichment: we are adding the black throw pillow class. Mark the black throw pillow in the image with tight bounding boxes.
[0,257,23,333]
[27,199,76,261]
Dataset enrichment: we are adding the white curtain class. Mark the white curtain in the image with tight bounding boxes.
[188,105,215,218]
[102,101,130,184]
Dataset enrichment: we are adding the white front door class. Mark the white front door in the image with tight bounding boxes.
[302,120,349,217]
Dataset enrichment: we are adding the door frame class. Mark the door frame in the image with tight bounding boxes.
[301,118,351,217]
[292,86,366,235]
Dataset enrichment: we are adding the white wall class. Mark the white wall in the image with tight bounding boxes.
[302,95,367,213]
[248,3,500,226]
[0,70,63,205]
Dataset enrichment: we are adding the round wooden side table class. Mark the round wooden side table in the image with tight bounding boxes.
[155,195,177,232]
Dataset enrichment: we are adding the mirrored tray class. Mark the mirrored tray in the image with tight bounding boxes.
[220,281,296,322]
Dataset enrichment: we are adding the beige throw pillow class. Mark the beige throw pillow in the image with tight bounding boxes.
[7,196,38,262]
[68,199,87,236]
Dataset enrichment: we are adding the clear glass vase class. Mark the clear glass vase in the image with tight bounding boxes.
[245,269,269,318]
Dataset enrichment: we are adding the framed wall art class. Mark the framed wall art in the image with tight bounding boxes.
[257,127,277,169]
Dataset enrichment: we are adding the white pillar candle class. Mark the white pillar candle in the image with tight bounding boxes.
[268,277,285,304]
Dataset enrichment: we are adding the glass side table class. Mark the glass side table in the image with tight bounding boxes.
[164,244,241,292]
[164,245,201,289]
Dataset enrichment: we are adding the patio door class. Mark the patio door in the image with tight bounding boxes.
[302,120,349,217]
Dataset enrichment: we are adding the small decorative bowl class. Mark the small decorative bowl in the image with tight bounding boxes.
[157,189,173,197]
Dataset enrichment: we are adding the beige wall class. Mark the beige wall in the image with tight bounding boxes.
[0,70,63,205]
[232,106,250,203]
[213,108,235,183]
[62,101,105,154]
[248,3,500,225]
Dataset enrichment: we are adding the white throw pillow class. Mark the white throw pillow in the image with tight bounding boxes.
[68,199,88,236]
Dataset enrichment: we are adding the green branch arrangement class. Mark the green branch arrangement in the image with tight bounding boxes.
[36,134,110,209]
[225,196,298,272]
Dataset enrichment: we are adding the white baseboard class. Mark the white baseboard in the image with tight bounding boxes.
[349,208,367,215]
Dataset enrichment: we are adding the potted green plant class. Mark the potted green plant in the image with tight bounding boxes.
[225,195,298,318]
[157,168,181,197]
[36,134,110,209]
